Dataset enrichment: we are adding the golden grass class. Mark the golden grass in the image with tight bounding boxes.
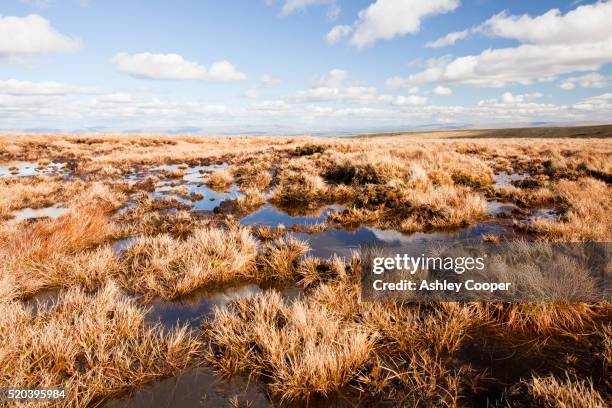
[0,283,201,407]
[526,374,607,408]
[120,225,258,300]
[205,291,377,402]
[525,178,612,241]
[205,169,234,190]
[0,206,119,297]
[0,128,610,405]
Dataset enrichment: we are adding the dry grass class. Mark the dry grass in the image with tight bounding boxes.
[526,374,607,408]
[120,225,258,299]
[0,206,119,297]
[0,128,610,406]
[205,291,377,402]
[0,283,201,407]
[524,178,612,241]
[205,169,234,190]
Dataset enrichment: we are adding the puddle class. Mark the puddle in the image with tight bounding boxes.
[151,183,243,212]
[529,208,559,221]
[111,236,139,254]
[493,171,529,189]
[295,223,516,259]
[241,204,344,227]
[22,288,61,316]
[146,283,302,329]
[12,206,69,222]
[0,161,67,177]
[486,201,518,217]
[107,366,272,408]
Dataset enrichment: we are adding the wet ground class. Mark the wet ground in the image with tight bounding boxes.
[108,366,272,408]
[0,161,68,177]
[3,164,564,407]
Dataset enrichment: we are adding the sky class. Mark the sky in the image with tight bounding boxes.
[0,0,611,135]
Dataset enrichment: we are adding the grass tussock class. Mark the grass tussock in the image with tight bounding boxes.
[525,374,607,408]
[205,291,377,402]
[120,225,257,299]
[0,206,118,297]
[524,178,612,241]
[0,283,201,407]
[205,169,234,190]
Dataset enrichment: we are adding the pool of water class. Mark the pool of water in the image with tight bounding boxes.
[493,171,529,189]
[146,282,302,329]
[529,207,560,221]
[486,200,519,217]
[11,206,69,222]
[241,203,344,227]
[22,288,61,316]
[295,222,516,259]
[152,183,243,212]
[107,366,272,408]
[0,161,67,177]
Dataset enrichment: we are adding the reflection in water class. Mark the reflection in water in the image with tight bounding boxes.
[22,288,61,316]
[241,203,344,227]
[0,161,67,177]
[107,366,272,408]
[486,200,518,217]
[12,206,69,222]
[529,207,559,221]
[296,222,516,259]
[152,182,242,212]
[492,171,529,188]
[147,283,302,329]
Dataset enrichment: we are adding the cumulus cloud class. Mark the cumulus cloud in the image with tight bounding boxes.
[326,25,352,44]
[286,69,429,106]
[259,74,281,87]
[0,14,81,62]
[111,53,246,81]
[559,72,611,90]
[391,2,612,88]
[432,85,452,95]
[328,0,460,48]
[0,79,97,95]
[479,2,612,46]
[425,29,469,48]
[427,1,612,49]
[388,39,612,88]
[268,0,339,18]
[314,68,348,87]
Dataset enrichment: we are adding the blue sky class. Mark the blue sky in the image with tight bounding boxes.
[1,0,611,134]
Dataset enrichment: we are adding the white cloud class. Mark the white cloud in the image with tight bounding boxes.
[388,40,612,88]
[432,85,452,95]
[0,14,81,62]
[326,25,352,44]
[244,88,259,99]
[259,74,281,87]
[314,68,348,87]
[480,2,612,46]
[269,0,339,18]
[0,79,97,95]
[572,92,612,111]
[559,72,611,90]
[294,85,378,103]
[425,29,469,48]
[392,95,428,105]
[392,2,612,88]
[328,0,460,48]
[427,2,612,49]
[111,53,246,81]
